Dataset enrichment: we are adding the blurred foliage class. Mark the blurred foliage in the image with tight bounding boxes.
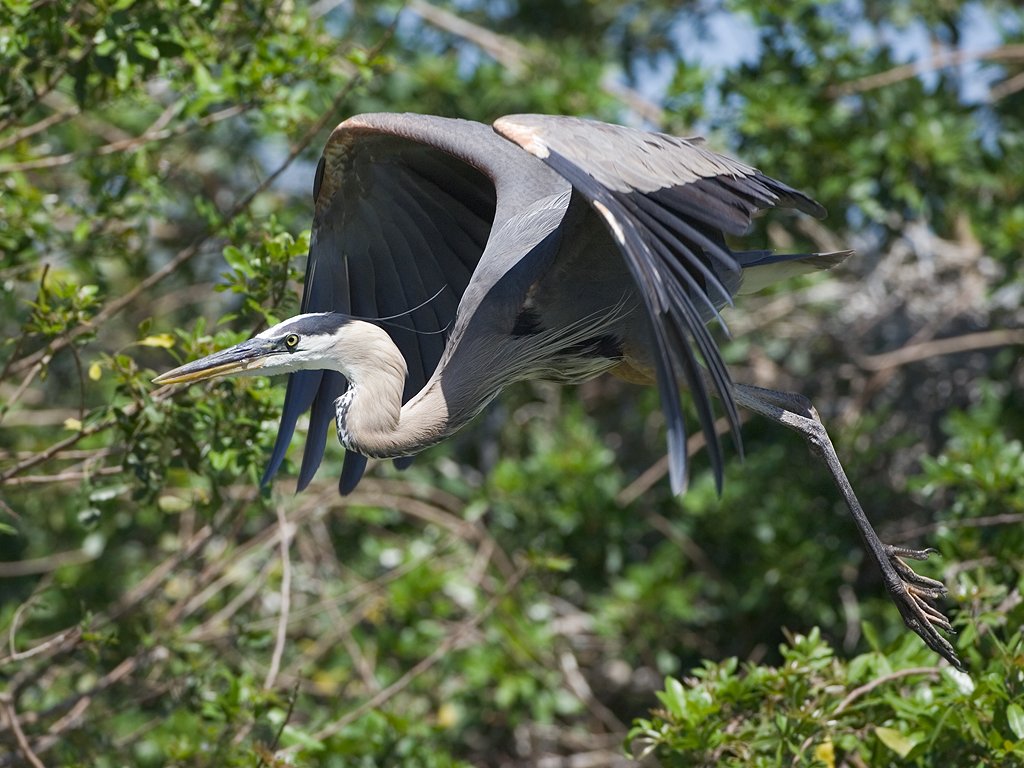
[1,0,1023,765]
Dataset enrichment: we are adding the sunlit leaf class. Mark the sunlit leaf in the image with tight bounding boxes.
[1008,703,1024,740]
[875,726,921,758]
[138,334,176,349]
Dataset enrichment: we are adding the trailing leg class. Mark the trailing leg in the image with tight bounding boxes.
[731,382,961,669]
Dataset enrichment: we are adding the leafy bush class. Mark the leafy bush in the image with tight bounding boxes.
[2,1,1023,765]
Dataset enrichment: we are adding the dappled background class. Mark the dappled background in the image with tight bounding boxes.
[2,1,1023,765]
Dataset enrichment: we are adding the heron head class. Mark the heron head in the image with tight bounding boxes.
[153,312,362,385]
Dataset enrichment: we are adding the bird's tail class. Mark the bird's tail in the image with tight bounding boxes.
[734,249,853,295]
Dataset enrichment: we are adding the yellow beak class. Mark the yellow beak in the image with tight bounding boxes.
[153,338,275,385]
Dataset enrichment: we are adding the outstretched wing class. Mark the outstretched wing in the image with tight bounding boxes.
[265,115,499,492]
[494,114,826,494]
[264,113,566,494]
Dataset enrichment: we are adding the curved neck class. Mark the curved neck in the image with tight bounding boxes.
[332,322,450,459]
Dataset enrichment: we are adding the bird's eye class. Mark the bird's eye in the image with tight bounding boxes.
[285,334,300,349]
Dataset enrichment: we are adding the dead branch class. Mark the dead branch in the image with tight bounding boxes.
[856,328,1024,372]
[897,512,1024,541]
[405,0,664,125]
[991,69,1024,100]
[0,104,249,173]
[406,0,530,73]
[0,107,78,152]
[2,464,124,486]
[616,415,739,506]
[0,693,46,768]
[0,548,97,578]
[4,33,388,381]
[263,504,294,690]
[827,44,1024,97]
[833,667,942,714]
[286,562,527,753]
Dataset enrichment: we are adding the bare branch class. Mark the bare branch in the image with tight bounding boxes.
[616,415,739,506]
[856,328,1024,372]
[990,69,1024,101]
[0,549,96,578]
[287,562,528,754]
[0,104,248,173]
[897,512,1024,542]
[263,505,294,691]
[558,649,624,732]
[0,693,46,768]
[833,667,942,715]
[1,465,124,486]
[406,0,530,73]
[4,35,388,381]
[405,0,665,125]
[827,43,1024,97]
[0,107,78,152]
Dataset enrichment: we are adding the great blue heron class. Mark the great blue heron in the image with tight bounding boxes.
[155,113,960,668]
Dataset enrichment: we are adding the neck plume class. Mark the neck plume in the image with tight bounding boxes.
[331,321,449,458]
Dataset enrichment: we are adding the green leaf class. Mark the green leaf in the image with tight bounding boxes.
[135,40,160,60]
[1007,703,1024,740]
[875,727,922,758]
[656,677,688,719]
[138,333,175,348]
[280,724,325,752]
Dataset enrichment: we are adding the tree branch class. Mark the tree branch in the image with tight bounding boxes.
[4,41,382,381]
[827,44,1024,97]
[856,328,1024,372]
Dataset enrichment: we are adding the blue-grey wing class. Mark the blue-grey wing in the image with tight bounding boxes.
[265,113,565,494]
[265,115,500,492]
[493,114,826,494]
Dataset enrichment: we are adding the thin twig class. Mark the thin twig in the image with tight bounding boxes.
[5,37,385,381]
[0,693,46,768]
[833,667,942,715]
[185,560,274,640]
[406,0,530,73]
[558,649,624,732]
[263,504,294,690]
[0,367,170,482]
[0,425,97,483]
[406,0,665,124]
[107,524,216,622]
[0,104,246,173]
[16,647,169,758]
[1,465,124,486]
[0,549,96,578]
[991,69,1024,100]
[285,563,528,754]
[0,107,78,152]
[616,415,739,506]
[259,682,300,768]
[896,512,1024,541]
[856,328,1024,371]
[827,44,1024,97]
[298,518,381,691]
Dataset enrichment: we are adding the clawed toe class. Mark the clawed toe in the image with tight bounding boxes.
[883,544,962,669]
[887,545,947,590]
[887,544,939,561]
[911,593,955,632]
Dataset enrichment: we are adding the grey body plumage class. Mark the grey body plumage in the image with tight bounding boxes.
[155,112,960,669]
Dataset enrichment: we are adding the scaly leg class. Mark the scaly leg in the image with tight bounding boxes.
[732,382,962,669]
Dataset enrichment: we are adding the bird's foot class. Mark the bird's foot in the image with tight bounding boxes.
[883,544,963,670]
